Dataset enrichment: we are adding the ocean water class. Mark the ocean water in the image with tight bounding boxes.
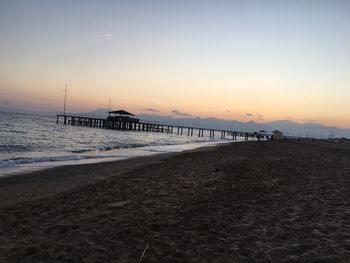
[0,112,244,176]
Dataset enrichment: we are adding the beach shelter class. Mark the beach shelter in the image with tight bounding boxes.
[258,130,268,139]
[108,110,134,116]
[107,110,139,123]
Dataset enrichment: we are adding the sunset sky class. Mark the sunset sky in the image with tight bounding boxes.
[0,0,349,128]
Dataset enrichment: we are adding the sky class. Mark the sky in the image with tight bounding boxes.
[0,0,349,128]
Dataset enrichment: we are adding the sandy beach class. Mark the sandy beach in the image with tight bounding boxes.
[1,140,350,262]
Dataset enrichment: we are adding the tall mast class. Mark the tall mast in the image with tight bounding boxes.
[63,82,68,116]
[108,96,112,116]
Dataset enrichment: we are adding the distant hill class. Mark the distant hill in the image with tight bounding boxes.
[82,109,349,138]
[3,108,348,139]
[136,113,350,139]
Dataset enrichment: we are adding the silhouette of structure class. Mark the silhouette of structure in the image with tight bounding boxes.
[56,111,305,141]
[56,110,256,140]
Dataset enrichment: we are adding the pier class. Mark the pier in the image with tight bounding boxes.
[56,114,263,141]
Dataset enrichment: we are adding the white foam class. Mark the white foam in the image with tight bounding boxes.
[0,140,237,177]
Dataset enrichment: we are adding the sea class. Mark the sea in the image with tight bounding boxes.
[0,112,246,177]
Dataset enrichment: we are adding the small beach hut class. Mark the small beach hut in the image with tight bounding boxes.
[107,110,139,123]
[259,130,268,139]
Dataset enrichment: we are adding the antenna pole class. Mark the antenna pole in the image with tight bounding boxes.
[63,83,68,116]
[108,97,111,116]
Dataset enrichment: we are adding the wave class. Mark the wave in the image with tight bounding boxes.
[0,155,114,168]
[0,129,28,134]
[96,142,148,151]
[69,143,147,153]
[70,149,95,153]
[0,144,31,152]
[70,141,190,153]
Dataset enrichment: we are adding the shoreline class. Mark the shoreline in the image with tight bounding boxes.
[0,140,228,207]
[1,140,350,261]
[0,139,236,178]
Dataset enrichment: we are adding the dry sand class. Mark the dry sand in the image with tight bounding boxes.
[0,141,350,262]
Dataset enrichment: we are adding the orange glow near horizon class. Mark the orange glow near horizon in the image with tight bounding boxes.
[0,1,349,130]
[1,68,350,129]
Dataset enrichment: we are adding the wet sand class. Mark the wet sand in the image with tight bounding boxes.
[1,141,350,262]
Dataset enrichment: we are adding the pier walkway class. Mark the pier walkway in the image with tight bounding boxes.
[56,114,263,141]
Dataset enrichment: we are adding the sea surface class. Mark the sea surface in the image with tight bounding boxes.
[0,112,245,176]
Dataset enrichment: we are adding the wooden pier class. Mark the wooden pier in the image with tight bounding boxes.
[56,114,263,141]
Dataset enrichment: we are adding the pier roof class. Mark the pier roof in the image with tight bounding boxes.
[272,130,283,135]
[108,110,134,116]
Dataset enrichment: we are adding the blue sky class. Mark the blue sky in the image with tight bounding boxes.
[1,0,349,127]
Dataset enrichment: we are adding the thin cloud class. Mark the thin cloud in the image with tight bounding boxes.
[256,113,264,120]
[171,109,192,118]
[145,108,159,113]
[92,33,112,38]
